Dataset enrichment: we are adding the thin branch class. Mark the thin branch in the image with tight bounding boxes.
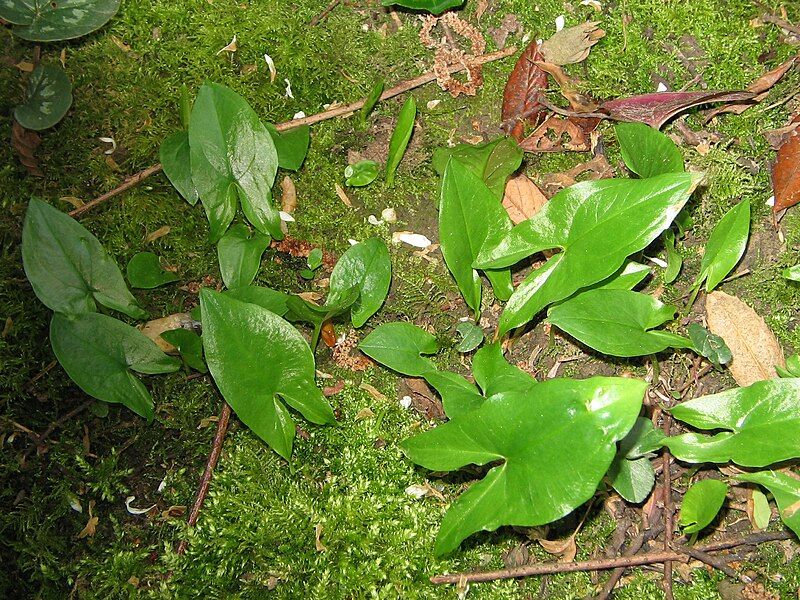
[674,544,749,582]
[308,0,340,26]
[661,412,675,600]
[595,524,664,600]
[20,400,93,459]
[761,13,800,36]
[430,551,688,585]
[176,399,232,555]
[69,46,517,218]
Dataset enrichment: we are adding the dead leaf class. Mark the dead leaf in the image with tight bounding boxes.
[321,320,337,348]
[355,407,375,420]
[144,225,170,243]
[773,115,800,213]
[501,40,548,140]
[216,35,237,55]
[537,535,577,562]
[138,313,193,353]
[489,13,521,49]
[314,523,326,552]
[322,380,345,397]
[519,114,599,152]
[59,196,84,209]
[280,176,297,213]
[11,120,43,177]
[540,154,614,193]
[600,90,755,129]
[502,173,548,224]
[110,35,131,52]
[705,291,785,387]
[334,183,352,207]
[535,61,599,112]
[161,505,186,519]
[403,377,446,420]
[77,500,98,539]
[15,60,34,72]
[359,382,387,403]
[540,21,605,65]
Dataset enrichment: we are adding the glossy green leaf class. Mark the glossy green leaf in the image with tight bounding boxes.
[126,252,179,289]
[472,343,536,397]
[0,0,120,41]
[590,261,651,291]
[679,479,727,534]
[440,159,514,316]
[307,248,323,270]
[751,488,772,530]
[432,137,523,199]
[455,322,483,353]
[217,223,270,289]
[736,471,800,537]
[663,229,682,283]
[402,376,646,555]
[618,417,666,458]
[607,418,663,503]
[424,371,484,420]
[160,131,199,205]
[50,312,180,420]
[200,289,335,460]
[160,328,207,373]
[616,122,684,178]
[22,198,146,319]
[344,160,379,187]
[221,285,290,317]
[360,80,384,125]
[477,173,702,336]
[783,265,800,282]
[776,354,800,378]
[327,238,391,327]
[14,64,72,130]
[359,322,438,377]
[666,379,800,467]
[548,289,691,357]
[385,96,416,186]
[694,199,750,292]
[380,0,464,16]
[687,323,731,369]
[266,123,310,171]
[189,82,280,242]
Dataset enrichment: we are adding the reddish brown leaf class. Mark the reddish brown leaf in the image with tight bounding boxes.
[11,120,43,177]
[501,41,548,141]
[321,320,337,348]
[773,126,800,212]
[502,173,549,224]
[518,114,599,153]
[600,90,754,129]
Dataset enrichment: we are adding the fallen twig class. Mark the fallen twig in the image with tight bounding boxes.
[675,544,748,582]
[176,398,232,555]
[595,523,664,600]
[20,400,92,459]
[69,46,517,218]
[308,0,340,26]
[661,412,675,599]
[762,13,800,36]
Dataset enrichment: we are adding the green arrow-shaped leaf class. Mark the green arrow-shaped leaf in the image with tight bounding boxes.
[616,122,684,178]
[679,479,728,534]
[693,199,750,293]
[160,131,199,205]
[327,238,391,327]
[359,322,438,377]
[666,378,800,467]
[736,470,800,537]
[126,252,179,289]
[216,223,270,289]
[401,376,646,555]
[200,289,334,460]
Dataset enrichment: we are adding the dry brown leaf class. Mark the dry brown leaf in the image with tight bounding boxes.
[358,382,388,402]
[334,183,352,207]
[537,535,577,562]
[705,291,785,387]
[144,225,171,243]
[314,523,326,552]
[77,500,98,539]
[355,407,375,420]
[773,117,800,213]
[540,21,605,65]
[138,313,193,353]
[535,61,598,112]
[502,173,548,224]
[501,40,548,140]
[280,175,297,213]
[12,120,43,177]
[15,60,34,72]
[519,114,599,153]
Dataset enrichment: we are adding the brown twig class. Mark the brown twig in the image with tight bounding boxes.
[176,399,232,555]
[674,544,748,582]
[20,400,93,459]
[661,411,675,600]
[595,523,664,600]
[433,529,794,586]
[69,46,517,219]
[308,0,341,26]
[762,13,800,36]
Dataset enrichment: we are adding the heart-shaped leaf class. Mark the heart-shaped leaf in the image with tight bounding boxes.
[160,131,199,205]
[200,289,335,460]
[160,328,206,373]
[693,199,750,293]
[359,322,438,377]
[607,418,664,503]
[736,470,800,537]
[687,323,731,369]
[615,122,684,178]
[50,312,180,420]
[217,223,270,289]
[590,261,651,291]
[476,172,701,336]
[455,322,483,353]
[327,238,391,327]
[344,160,379,187]
[385,96,415,186]
[679,479,728,534]
[548,289,691,357]
[189,82,280,242]
[126,252,179,289]
[401,376,645,555]
[423,371,484,420]
[472,343,536,397]
[266,123,310,171]
[440,159,514,315]
[221,285,290,317]
[0,0,121,41]
[666,379,800,467]
[432,137,523,200]
[22,198,146,319]
[14,64,72,130]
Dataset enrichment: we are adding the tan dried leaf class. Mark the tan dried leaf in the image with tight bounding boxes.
[705,291,785,387]
[358,382,388,402]
[144,225,170,243]
[537,535,577,562]
[540,21,605,65]
[280,176,297,213]
[334,183,352,207]
[314,523,326,552]
[138,313,193,353]
[502,173,548,224]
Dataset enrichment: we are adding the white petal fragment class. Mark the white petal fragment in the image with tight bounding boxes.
[263,53,277,83]
[125,496,156,515]
[392,231,432,249]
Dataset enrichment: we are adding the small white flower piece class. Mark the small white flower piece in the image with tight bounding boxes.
[392,231,432,249]
[580,0,602,10]
[367,214,382,226]
[405,484,429,499]
[157,478,167,493]
[766,195,775,207]
[284,78,294,99]
[263,53,276,83]
[381,207,397,223]
[656,82,668,92]
[348,238,359,246]
[216,35,237,55]
[555,15,565,31]
[98,136,116,154]
[279,211,295,222]
[293,111,306,120]
[426,99,441,110]
[125,496,156,515]
[400,395,413,409]
[646,255,669,268]
[68,495,83,513]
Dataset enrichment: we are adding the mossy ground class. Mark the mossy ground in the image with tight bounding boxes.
[1,0,799,598]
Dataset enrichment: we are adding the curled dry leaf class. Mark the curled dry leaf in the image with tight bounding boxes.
[280,175,297,213]
[535,61,598,113]
[540,21,605,66]
[420,13,486,98]
[144,225,171,243]
[138,313,194,353]
[539,154,614,194]
[392,231,432,248]
[501,40,548,141]
[519,114,599,152]
[403,377,446,420]
[77,501,98,539]
[314,523,326,552]
[773,113,800,213]
[334,183,352,207]
[502,173,548,224]
[537,535,577,562]
[705,291,785,387]
[11,120,43,177]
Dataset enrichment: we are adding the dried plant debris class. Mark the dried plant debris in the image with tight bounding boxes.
[420,13,486,98]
